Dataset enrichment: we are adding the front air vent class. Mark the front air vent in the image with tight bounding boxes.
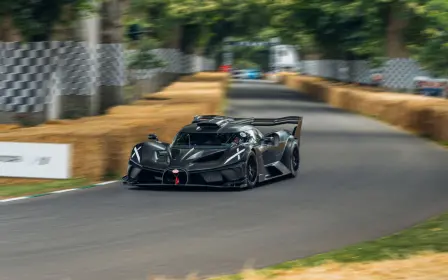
[171,149,181,159]
[194,151,224,163]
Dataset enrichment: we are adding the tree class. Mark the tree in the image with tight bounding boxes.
[2,0,94,41]
[408,0,448,77]
[127,0,273,56]
[124,0,448,76]
[127,38,166,69]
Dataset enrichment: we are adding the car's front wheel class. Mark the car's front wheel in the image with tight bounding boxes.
[245,151,258,188]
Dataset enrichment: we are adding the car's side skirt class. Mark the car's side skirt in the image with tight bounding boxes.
[258,161,292,182]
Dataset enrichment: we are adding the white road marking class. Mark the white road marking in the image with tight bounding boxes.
[51,188,78,194]
[0,197,28,203]
[95,180,117,185]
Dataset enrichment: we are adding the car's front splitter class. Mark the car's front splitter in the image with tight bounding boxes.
[122,176,247,189]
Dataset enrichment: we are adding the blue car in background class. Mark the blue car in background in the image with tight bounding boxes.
[246,69,262,79]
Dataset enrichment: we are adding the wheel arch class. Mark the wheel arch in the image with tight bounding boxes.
[281,136,299,166]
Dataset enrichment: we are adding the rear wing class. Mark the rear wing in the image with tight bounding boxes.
[192,115,303,141]
[250,116,303,141]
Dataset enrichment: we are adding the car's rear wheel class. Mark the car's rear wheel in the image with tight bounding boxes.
[290,145,300,177]
[245,152,258,188]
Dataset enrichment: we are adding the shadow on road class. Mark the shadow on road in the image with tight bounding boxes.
[228,103,353,115]
[128,186,242,192]
[127,176,293,193]
[227,89,319,103]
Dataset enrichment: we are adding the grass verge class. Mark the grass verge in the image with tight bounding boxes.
[220,96,228,114]
[212,211,448,279]
[0,178,90,199]
[0,172,123,199]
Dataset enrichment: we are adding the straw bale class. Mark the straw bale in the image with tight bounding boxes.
[65,115,111,124]
[431,106,448,141]
[45,119,74,125]
[104,113,167,120]
[178,73,229,82]
[156,103,211,117]
[281,74,448,143]
[396,98,448,137]
[0,124,21,132]
[326,87,354,109]
[0,128,107,182]
[106,104,165,115]
[0,71,229,184]
[138,95,219,114]
[66,125,114,179]
[164,82,223,91]
[148,88,222,98]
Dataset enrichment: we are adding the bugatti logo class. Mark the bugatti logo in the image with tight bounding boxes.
[172,169,179,184]
[163,168,187,185]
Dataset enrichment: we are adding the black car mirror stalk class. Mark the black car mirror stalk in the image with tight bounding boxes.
[148,134,158,141]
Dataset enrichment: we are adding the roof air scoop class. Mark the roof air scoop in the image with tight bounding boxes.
[193,115,234,129]
[192,115,234,123]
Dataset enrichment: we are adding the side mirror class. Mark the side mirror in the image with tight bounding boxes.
[148,134,158,141]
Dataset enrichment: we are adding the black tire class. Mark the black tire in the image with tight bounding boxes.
[290,144,300,177]
[245,151,258,188]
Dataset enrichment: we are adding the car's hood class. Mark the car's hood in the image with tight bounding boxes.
[136,142,245,170]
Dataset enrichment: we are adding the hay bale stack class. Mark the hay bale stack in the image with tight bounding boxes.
[45,120,74,125]
[106,104,164,115]
[0,126,107,183]
[139,89,222,114]
[0,124,21,132]
[431,106,448,141]
[178,72,229,82]
[280,72,448,143]
[164,82,223,92]
[0,71,230,185]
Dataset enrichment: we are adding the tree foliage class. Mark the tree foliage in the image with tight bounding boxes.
[127,38,166,69]
[267,0,448,74]
[1,0,95,41]
[407,0,448,76]
[127,0,272,55]
[3,0,448,76]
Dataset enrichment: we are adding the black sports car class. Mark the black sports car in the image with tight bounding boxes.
[122,115,303,189]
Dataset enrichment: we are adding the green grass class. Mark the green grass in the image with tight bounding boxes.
[0,178,89,198]
[212,211,448,279]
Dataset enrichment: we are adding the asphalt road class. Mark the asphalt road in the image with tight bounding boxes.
[2,80,448,280]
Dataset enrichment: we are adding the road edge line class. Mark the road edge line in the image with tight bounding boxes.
[0,181,118,203]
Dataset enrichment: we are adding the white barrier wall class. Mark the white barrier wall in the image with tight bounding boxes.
[0,142,71,179]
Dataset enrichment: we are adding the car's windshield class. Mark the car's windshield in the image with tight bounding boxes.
[172,132,245,148]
